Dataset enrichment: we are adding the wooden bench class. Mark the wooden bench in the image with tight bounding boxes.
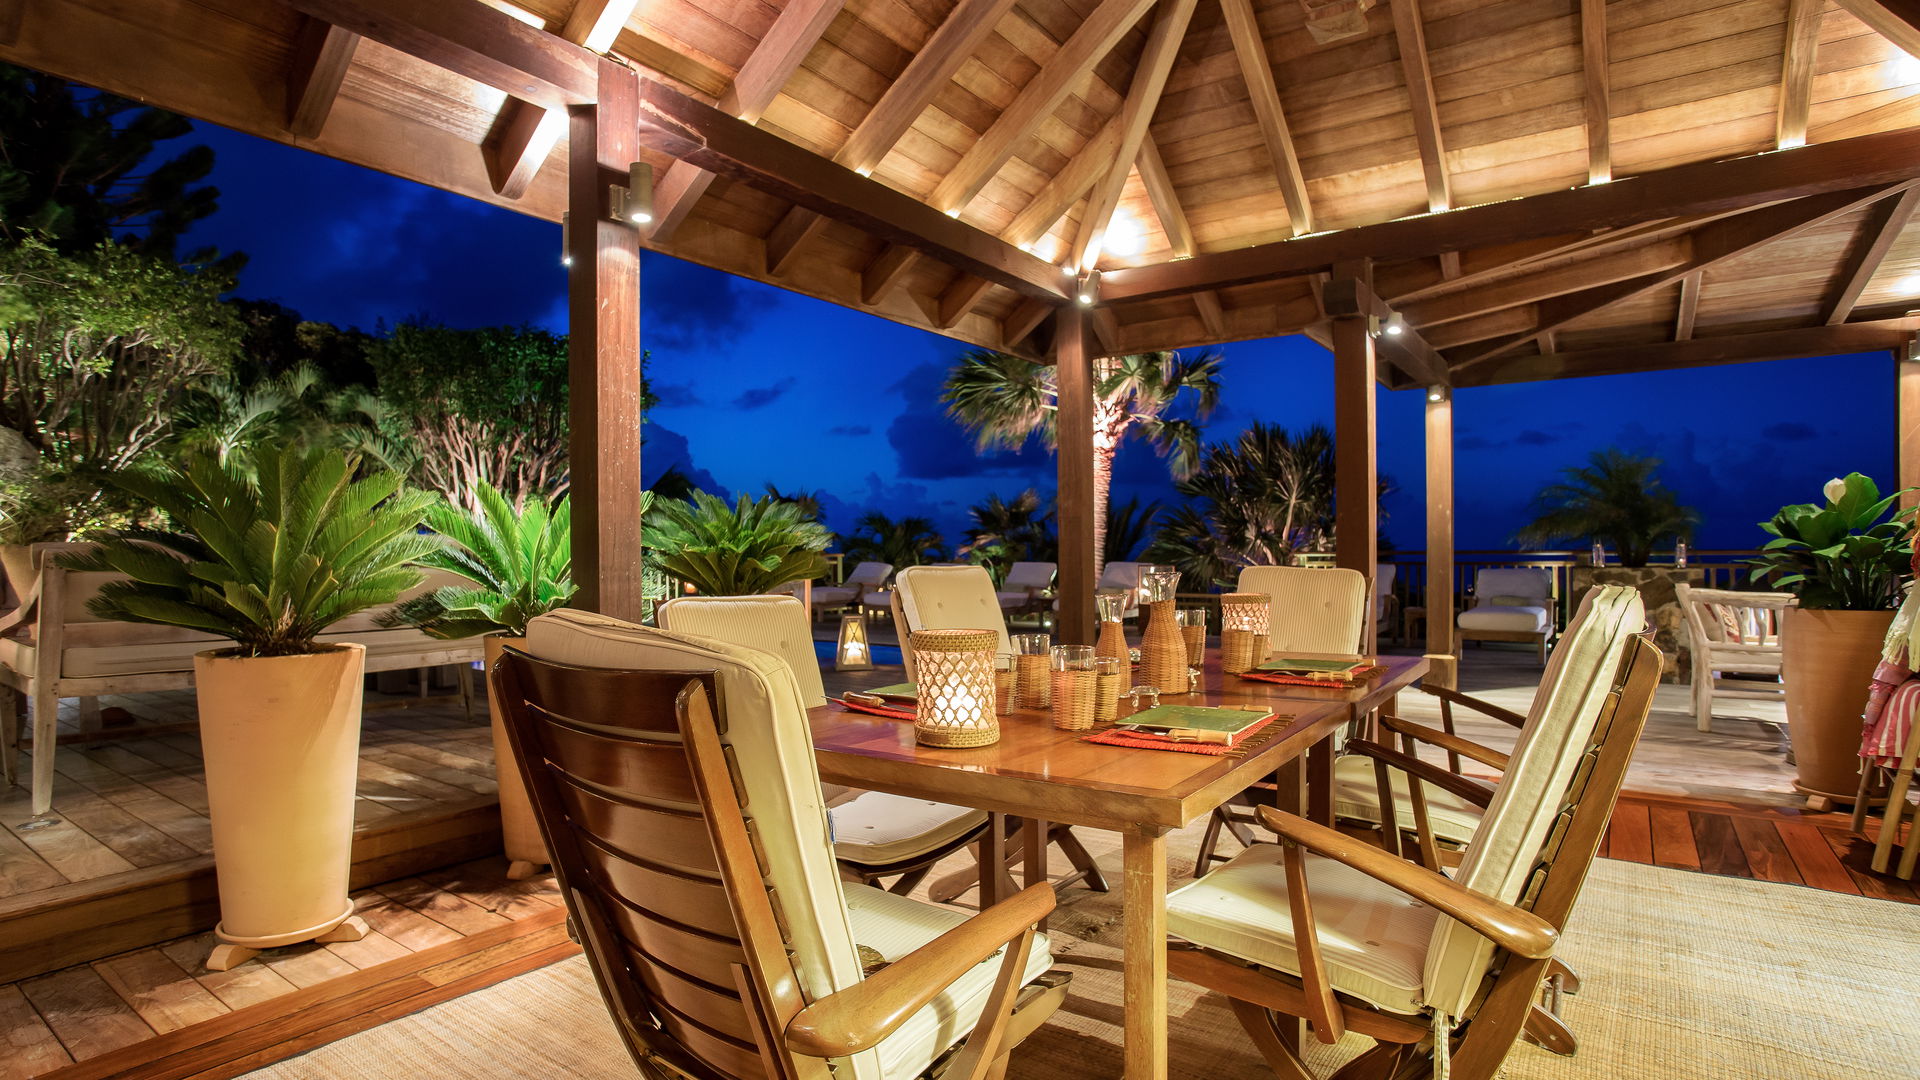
[1,542,485,816]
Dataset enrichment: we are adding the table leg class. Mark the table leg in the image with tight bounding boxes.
[1308,733,1335,826]
[1023,818,1046,886]
[980,813,1008,908]
[1122,826,1168,1080]
[1274,759,1305,817]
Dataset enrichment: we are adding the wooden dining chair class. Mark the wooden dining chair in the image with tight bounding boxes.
[656,594,994,896]
[492,608,1071,1080]
[1165,586,1660,1080]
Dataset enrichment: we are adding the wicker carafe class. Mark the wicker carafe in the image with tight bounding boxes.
[1140,601,1189,697]
[1094,592,1132,694]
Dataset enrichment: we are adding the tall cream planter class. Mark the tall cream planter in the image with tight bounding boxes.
[486,633,549,879]
[1781,607,1894,808]
[196,643,373,971]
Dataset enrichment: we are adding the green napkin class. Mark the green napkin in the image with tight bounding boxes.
[1121,704,1270,736]
[1257,656,1365,673]
[863,682,919,701]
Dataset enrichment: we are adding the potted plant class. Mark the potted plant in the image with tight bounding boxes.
[384,481,573,880]
[645,490,831,595]
[1749,473,1913,807]
[63,446,436,970]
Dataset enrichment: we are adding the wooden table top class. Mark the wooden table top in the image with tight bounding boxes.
[809,653,1427,831]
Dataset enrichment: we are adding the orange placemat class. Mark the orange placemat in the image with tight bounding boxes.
[1082,715,1278,755]
[832,697,917,721]
[1238,665,1385,688]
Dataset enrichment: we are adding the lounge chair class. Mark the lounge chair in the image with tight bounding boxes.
[1676,584,1793,733]
[812,561,894,617]
[1458,567,1556,665]
[996,561,1056,617]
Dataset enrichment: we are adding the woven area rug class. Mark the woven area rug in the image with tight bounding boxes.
[241,857,1920,1079]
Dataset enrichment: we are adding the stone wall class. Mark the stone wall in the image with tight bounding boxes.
[1569,565,1704,682]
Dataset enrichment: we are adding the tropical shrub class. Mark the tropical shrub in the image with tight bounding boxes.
[645,490,831,596]
[385,481,575,638]
[959,489,1056,582]
[1748,473,1912,611]
[60,445,438,657]
[1143,423,1337,587]
[839,511,948,568]
[1514,448,1697,567]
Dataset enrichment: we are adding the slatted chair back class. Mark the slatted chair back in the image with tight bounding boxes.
[891,565,1011,680]
[1237,564,1367,653]
[657,594,827,707]
[1677,584,1793,660]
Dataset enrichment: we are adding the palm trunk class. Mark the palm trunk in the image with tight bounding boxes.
[1092,447,1113,580]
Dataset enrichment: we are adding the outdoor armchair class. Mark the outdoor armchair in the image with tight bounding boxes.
[656,594,992,896]
[995,561,1057,617]
[1165,586,1659,1079]
[1676,583,1793,733]
[812,561,894,616]
[493,610,1070,1080]
[1458,568,1556,665]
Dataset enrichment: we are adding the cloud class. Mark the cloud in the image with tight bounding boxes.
[886,361,1054,480]
[649,381,703,408]
[641,256,768,351]
[731,376,797,410]
[828,424,871,436]
[641,423,722,493]
[1761,421,1819,442]
[1515,429,1560,446]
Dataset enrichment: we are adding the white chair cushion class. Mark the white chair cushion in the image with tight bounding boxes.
[860,589,895,610]
[1456,605,1549,633]
[1331,754,1484,844]
[846,561,895,588]
[1472,568,1551,604]
[1167,844,1439,1014]
[845,883,1055,1079]
[895,566,1012,655]
[995,590,1034,608]
[831,792,989,865]
[1237,565,1366,653]
[813,585,860,607]
[656,594,827,709]
[1002,562,1057,591]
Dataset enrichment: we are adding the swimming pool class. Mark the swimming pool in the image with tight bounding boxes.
[813,639,903,666]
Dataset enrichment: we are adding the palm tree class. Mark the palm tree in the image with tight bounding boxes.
[1104,496,1160,565]
[1142,423,1337,587]
[958,489,1056,580]
[943,348,1222,576]
[840,511,948,568]
[1514,448,1697,566]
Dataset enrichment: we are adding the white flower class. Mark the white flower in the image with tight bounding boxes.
[1823,477,1847,504]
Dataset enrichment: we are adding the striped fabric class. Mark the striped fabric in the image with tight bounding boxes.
[1861,674,1920,769]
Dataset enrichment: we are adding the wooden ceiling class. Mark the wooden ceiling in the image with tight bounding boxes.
[10,0,1920,385]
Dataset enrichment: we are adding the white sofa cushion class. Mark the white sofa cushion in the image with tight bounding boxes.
[1331,754,1484,844]
[1167,844,1439,1014]
[896,565,1012,655]
[1002,562,1057,592]
[832,792,989,865]
[656,594,826,708]
[1456,605,1550,633]
[1237,565,1366,653]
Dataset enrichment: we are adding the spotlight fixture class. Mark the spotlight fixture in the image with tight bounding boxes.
[1427,385,1449,403]
[1076,269,1101,307]
[560,212,572,267]
[610,162,653,225]
[1906,336,1920,365]
[1385,312,1406,336]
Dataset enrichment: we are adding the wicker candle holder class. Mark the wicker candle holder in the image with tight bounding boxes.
[1050,645,1097,731]
[1219,592,1272,674]
[1093,656,1124,723]
[910,629,1000,747]
[1138,567,1189,696]
[1012,632,1052,709]
[993,653,1016,716]
[1094,590,1132,695]
[1177,607,1208,667]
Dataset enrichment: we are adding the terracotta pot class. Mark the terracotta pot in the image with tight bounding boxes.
[195,643,364,948]
[0,544,33,605]
[486,632,548,878]
[1781,607,1893,803]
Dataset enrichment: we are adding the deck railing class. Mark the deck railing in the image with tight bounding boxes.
[1380,548,1763,625]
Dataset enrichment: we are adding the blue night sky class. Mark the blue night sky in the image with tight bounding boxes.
[179,122,1894,556]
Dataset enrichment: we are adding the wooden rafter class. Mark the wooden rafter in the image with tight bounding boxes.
[1825,185,1920,324]
[1391,0,1449,214]
[861,245,919,305]
[284,0,597,107]
[1402,239,1691,328]
[1834,1,1920,58]
[1193,290,1226,337]
[1453,318,1920,387]
[1004,298,1053,348]
[1580,0,1610,185]
[1451,185,1907,368]
[1778,0,1821,149]
[930,0,1158,215]
[1813,94,1920,142]
[0,0,22,47]
[287,17,359,138]
[1100,129,1920,303]
[1220,0,1312,234]
[482,0,637,199]
[648,0,845,243]
[1675,271,1702,340]
[1323,277,1449,387]
[1137,135,1193,258]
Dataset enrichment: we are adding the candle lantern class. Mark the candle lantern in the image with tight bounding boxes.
[1094,589,1132,695]
[1177,607,1209,667]
[1138,566,1190,696]
[1011,632,1052,709]
[910,629,1000,747]
[1050,645,1097,730]
[835,613,873,671]
[1219,592,1272,674]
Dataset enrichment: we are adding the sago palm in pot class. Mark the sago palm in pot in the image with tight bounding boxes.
[63,445,436,970]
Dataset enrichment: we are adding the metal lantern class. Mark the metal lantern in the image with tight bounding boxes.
[835,613,873,671]
[910,629,1000,748]
[1219,592,1272,674]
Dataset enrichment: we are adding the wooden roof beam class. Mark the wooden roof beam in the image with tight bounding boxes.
[482,0,637,199]
[284,0,596,107]
[1098,129,1920,303]
[1072,0,1197,271]
[1402,238,1691,328]
[1580,0,1610,184]
[1323,277,1449,387]
[1675,272,1701,341]
[1454,318,1920,388]
[1391,0,1449,215]
[648,0,845,242]
[287,16,359,138]
[930,0,1158,215]
[1220,0,1313,234]
[1826,185,1920,323]
[1138,136,1193,258]
[1778,0,1821,149]
[1834,1,1920,58]
[1451,185,1908,369]
[1003,298,1053,348]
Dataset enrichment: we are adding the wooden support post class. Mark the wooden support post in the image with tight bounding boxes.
[1425,388,1457,688]
[567,58,645,621]
[1056,305,1097,646]
[1332,263,1379,649]
[1901,343,1920,513]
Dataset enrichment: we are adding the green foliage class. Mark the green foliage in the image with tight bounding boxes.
[645,490,831,596]
[170,361,416,477]
[1748,473,1912,611]
[959,489,1056,581]
[384,482,575,638]
[61,446,438,657]
[1513,448,1697,567]
[1104,496,1160,564]
[840,511,948,569]
[1143,423,1337,588]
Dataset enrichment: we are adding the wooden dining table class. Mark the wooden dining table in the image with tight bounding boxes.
[809,651,1430,1080]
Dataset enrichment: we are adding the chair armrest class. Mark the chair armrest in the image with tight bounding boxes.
[1254,807,1557,959]
[1381,715,1510,772]
[0,576,42,636]
[1343,739,1495,809]
[1416,684,1527,729]
[785,883,1055,1057]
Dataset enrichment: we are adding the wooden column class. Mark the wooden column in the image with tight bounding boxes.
[1425,388,1457,688]
[1331,262,1379,649]
[1901,343,1920,513]
[567,58,645,621]
[1056,306,1098,646]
